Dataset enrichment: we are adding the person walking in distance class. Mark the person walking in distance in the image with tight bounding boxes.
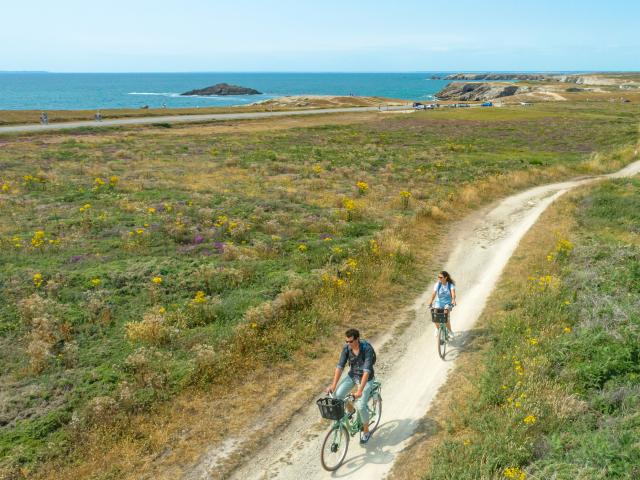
[427,271,457,337]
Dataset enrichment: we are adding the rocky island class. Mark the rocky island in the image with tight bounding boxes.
[181,83,262,96]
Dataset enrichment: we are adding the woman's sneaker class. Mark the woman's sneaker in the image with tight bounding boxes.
[359,431,372,444]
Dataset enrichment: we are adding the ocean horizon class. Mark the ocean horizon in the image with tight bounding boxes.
[0,72,473,111]
[0,71,590,111]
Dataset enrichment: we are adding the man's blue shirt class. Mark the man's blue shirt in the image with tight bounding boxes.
[337,340,375,383]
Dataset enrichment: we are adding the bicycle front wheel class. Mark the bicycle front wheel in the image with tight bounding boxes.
[320,424,350,471]
[438,326,447,360]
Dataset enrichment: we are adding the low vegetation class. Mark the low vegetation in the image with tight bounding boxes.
[406,179,640,479]
[1,100,639,477]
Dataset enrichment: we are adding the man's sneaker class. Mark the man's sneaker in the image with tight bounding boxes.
[359,431,372,445]
[433,328,439,338]
[448,330,456,339]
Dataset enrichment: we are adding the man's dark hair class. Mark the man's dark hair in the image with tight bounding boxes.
[345,328,360,339]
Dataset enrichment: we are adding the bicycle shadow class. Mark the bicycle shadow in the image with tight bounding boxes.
[330,417,439,478]
[441,327,487,362]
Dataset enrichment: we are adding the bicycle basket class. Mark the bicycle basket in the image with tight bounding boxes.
[431,309,448,323]
[316,397,345,420]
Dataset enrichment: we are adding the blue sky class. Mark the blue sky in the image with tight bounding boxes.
[1,0,638,72]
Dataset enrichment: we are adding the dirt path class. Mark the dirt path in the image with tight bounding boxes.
[0,106,411,134]
[186,161,640,480]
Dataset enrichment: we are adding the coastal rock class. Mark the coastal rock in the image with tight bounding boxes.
[181,83,262,96]
[435,82,523,101]
[445,73,549,81]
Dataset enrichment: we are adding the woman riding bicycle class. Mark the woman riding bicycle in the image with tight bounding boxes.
[428,271,457,338]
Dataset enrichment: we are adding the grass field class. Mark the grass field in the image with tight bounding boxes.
[1,100,639,478]
[391,178,640,479]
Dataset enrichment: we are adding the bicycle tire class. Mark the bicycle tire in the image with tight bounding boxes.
[438,326,447,360]
[320,423,349,471]
[367,393,382,432]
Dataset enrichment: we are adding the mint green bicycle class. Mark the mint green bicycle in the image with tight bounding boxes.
[316,380,382,471]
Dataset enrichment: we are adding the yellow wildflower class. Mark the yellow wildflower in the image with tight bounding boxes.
[529,338,538,346]
[152,276,163,285]
[331,246,343,255]
[1,183,9,193]
[109,175,119,186]
[297,244,308,252]
[342,198,355,211]
[90,278,101,287]
[563,326,572,333]
[369,239,379,255]
[523,415,537,425]
[356,181,369,193]
[31,230,46,248]
[503,466,526,479]
[158,307,166,314]
[192,291,207,304]
[33,273,43,288]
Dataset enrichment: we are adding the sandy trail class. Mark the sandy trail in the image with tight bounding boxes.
[188,161,640,480]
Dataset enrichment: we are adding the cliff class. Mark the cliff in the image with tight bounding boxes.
[435,82,523,101]
[445,73,549,81]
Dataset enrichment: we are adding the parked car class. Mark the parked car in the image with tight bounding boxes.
[481,102,493,107]
[412,102,425,109]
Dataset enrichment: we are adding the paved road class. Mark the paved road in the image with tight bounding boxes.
[0,105,412,134]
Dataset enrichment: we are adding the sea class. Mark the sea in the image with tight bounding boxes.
[0,72,454,111]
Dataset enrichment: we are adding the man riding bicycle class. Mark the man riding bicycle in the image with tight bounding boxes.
[428,270,457,338]
[325,328,376,444]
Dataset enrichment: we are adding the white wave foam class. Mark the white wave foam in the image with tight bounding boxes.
[127,92,181,97]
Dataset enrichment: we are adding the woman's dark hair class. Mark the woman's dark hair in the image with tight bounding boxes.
[440,271,455,285]
[345,328,360,339]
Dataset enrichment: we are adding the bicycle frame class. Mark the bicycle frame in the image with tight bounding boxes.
[329,381,381,437]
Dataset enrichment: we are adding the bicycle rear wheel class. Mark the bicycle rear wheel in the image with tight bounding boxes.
[320,424,349,471]
[367,392,382,432]
[438,326,447,360]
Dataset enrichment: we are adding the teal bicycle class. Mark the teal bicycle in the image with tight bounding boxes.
[316,380,382,471]
[431,307,451,359]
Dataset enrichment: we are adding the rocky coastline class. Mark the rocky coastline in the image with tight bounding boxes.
[435,82,523,101]
[445,73,549,81]
[181,83,262,96]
